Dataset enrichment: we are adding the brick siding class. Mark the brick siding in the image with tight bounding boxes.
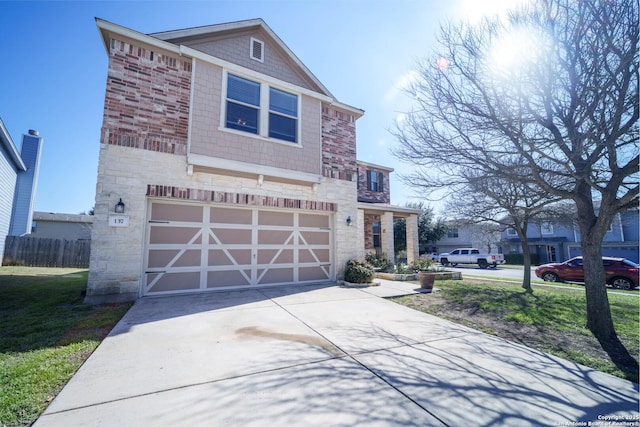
[357,166,390,203]
[147,184,336,212]
[102,38,191,155]
[321,105,357,181]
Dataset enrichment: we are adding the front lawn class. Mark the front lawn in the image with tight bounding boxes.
[393,280,639,382]
[0,267,131,426]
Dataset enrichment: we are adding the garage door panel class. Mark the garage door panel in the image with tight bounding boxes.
[211,207,252,224]
[257,249,293,264]
[258,268,294,284]
[259,211,293,226]
[258,230,294,245]
[211,228,252,245]
[152,204,203,222]
[147,272,200,293]
[299,213,329,228]
[147,249,201,267]
[145,202,333,295]
[299,231,330,245]
[299,249,330,263]
[207,270,251,287]
[150,227,202,244]
[299,266,330,282]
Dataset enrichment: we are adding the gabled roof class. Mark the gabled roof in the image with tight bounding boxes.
[149,18,335,99]
[95,18,363,117]
[0,117,26,171]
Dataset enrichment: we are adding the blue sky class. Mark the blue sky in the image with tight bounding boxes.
[0,0,511,214]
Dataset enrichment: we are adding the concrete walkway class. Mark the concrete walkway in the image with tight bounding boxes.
[36,280,639,426]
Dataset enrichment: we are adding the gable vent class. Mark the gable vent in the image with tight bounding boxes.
[250,37,264,62]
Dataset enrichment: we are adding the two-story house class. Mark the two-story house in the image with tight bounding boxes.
[0,119,44,264]
[500,207,639,264]
[86,18,419,303]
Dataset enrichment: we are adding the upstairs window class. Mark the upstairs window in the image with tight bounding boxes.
[224,73,299,143]
[541,222,554,235]
[269,87,298,142]
[367,170,384,192]
[226,74,260,134]
[447,228,459,238]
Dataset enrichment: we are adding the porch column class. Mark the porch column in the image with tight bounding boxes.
[406,214,419,265]
[356,209,366,260]
[380,211,395,263]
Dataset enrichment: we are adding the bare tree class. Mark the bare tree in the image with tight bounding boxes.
[445,170,561,291]
[393,0,638,358]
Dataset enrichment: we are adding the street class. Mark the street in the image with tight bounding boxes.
[441,264,533,281]
[441,264,639,293]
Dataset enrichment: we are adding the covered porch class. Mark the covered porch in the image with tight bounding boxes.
[357,203,420,265]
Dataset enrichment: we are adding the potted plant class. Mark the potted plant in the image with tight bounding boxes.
[411,258,436,291]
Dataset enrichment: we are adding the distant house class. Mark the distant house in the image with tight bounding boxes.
[31,212,93,240]
[500,207,639,263]
[435,221,502,255]
[87,18,420,303]
[0,118,44,264]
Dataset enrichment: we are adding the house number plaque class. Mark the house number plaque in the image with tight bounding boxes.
[109,215,130,227]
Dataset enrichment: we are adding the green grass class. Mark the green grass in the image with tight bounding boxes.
[0,267,131,426]
[394,280,639,381]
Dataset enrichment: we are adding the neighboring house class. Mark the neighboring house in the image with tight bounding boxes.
[500,208,639,264]
[31,212,93,240]
[87,18,419,302]
[435,221,502,255]
[0,118,43,264]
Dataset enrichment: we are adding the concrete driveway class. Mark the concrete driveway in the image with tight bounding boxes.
[35,281,638,426]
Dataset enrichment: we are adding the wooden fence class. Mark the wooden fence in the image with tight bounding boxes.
[3,236,91,268]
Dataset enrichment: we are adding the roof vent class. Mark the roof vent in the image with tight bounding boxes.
[28,130,39,136]
[250,37,264,63]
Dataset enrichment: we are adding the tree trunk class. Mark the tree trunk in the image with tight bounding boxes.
[520,237,533,293]
[581,234,616,341]
[572,192,615,341]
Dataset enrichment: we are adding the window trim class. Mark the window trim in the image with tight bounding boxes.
[541,222,554,235]
[221,70,301,146]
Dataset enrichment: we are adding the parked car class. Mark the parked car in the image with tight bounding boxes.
[535,256,639,290]
[427,252,440,262]
[439,248,505,269]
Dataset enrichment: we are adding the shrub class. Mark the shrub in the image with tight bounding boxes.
[410,257,434,272]
[365,252,393,272]
[395,263,413,274]
[504,253,540,265]
[344,259,375,284]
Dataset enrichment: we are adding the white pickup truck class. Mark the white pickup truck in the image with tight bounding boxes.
[439,248,505,269]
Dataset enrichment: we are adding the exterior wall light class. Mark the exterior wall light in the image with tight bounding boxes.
[115,198,125,213]
[346,216,352,226]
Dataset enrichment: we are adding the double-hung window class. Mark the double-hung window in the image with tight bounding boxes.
[226,74,260,134]
[367,170,384,192]
[225,73,299,143]
[269,87,297,142]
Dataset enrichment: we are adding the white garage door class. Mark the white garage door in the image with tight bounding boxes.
[143,201,333,295]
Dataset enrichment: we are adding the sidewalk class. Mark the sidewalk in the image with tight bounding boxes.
[35,280,639,426]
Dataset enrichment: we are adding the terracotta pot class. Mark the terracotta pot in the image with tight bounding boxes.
[418,271,435,290]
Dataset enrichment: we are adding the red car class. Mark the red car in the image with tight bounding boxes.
[535,256,639,290]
